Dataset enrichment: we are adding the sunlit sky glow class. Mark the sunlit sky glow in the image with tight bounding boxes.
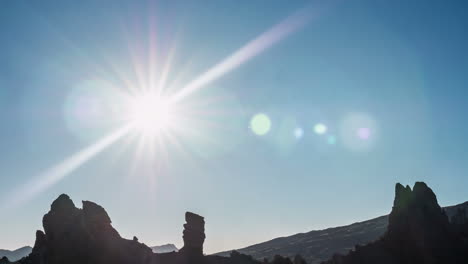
[1,0,468,255]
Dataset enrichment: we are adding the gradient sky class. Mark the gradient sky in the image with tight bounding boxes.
[1,0,468,254]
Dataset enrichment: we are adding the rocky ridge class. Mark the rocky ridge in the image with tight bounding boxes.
[323,182,468,264]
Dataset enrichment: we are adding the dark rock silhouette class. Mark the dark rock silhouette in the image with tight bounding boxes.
[180,212,206,256]
[6,194,266,264]
[19,194,153,264]
[322,182,468,264]
[5,182,467,264]
[216,196,468,264]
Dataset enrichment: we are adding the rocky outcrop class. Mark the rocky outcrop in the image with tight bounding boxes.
[180,212,206,256]
[323,182,468,264]
[9,182,467,264]
[13,194,261,264]
[215,202,468,264]
[19,194,154,264]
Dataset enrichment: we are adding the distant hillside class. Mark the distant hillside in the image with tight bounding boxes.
[151,244,178,253]
[0,247,32,262]
[216,202,468,264]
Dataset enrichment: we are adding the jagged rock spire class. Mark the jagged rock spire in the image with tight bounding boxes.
[181,212,206,256]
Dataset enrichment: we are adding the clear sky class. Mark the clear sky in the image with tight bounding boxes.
[1,0,468,254]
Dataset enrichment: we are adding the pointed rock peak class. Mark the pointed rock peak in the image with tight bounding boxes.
[395,182,404,190]
[34,230,46,243]
[413,181,435,197]
[393,182,440,210]
[412,181,439,210]
[82,200,111,224]
[413,181,429,192]
[394,183,412,208]
[32,230,46,253]
[389,182,448,234]
[50,194,76,212]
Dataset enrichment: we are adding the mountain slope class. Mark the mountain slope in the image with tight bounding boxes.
[0,247,32,262]
[216,201,468,264]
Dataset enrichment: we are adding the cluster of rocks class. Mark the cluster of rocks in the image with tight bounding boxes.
[4,194,262,264]
[323,182,468,264]
[19,194,154,264]
[4,182,467,264]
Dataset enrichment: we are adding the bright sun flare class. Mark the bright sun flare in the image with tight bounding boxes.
[127,93,175,134]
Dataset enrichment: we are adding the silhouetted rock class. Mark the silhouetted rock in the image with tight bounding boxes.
[180,212,206,256]
[19,194,153,264]
[13,194,261,264]
[216,202,468,264]
[322,182,468,264]
[10,182,467,264]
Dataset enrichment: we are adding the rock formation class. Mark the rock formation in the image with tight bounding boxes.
[15,194,154,264]
[323,182,468,264]
[9,194,261,264]
[6,182,467,264]
[180,212,206,256]
[215,202,468,264]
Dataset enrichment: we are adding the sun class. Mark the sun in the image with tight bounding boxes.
[126,93,176,134]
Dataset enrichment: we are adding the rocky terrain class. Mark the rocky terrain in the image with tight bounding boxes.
[216,200,468,264]
[2,182,467,264]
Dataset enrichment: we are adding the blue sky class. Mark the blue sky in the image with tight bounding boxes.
[1,0,468,254]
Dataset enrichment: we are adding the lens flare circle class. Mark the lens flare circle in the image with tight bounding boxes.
[250,113,272,136]
[340,112,378,152]
[294,127,304,139]
[314,123,328,135]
